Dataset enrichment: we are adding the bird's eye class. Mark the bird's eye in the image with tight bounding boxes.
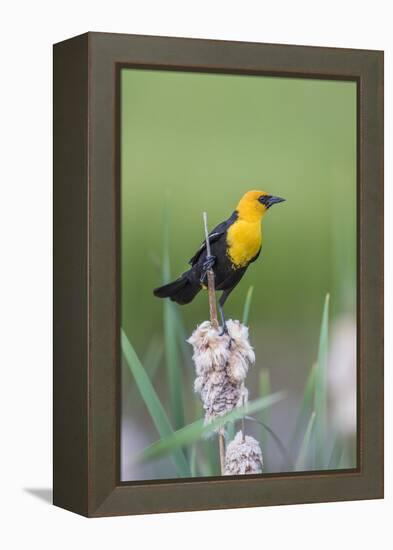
[258,195,271,205]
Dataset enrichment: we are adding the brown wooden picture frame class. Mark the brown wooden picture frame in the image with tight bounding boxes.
[53,32,383,517]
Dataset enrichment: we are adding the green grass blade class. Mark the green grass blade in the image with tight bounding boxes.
[190,444,198,477]
[328,435,344,470]
[244,416,293,471]
[129,337,163,407]
[290,363,316,448]
[161,207,171,284]
[163,301,185,428]
[295,411,316,471]
[242,286,254,325]
[225,422,236,444]
[259,369,271,455]
[314,293,330,469]
[121,329,190,477]
[138,392,286,463]
[199,442,216,476]
[338,442,350,469]
[162,210,185,429]
[174,306,193,370]
[142,336,163,381]
[195,399,220,475]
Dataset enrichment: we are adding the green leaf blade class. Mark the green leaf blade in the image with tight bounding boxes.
[290,362,316,448]
[295,411,316,471]
[121,329,190,477]
[242,286,254,325]
[162,209,185,430]
[138,392,286,463]
[258,368,271,462]
[163,300,185,428]
[314,293,330,469]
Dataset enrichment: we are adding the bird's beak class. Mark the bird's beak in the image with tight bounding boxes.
[267,196,286,208]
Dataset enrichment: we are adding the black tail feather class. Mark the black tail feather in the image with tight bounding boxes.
[153,274,200,305]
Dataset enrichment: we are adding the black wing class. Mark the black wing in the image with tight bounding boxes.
[188,211,238,266]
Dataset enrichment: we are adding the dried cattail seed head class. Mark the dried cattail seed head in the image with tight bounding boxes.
[187,320,255,432]
[224,431,263,475]
[225,320,255,383]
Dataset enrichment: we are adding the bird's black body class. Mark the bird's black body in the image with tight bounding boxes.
[153,210,261,328]
[153,190,286,330]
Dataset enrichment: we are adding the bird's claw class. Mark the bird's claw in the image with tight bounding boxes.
[219,322,228,336]
[200,255,216,283]
[219,324,234,348]
[202,255,216,271]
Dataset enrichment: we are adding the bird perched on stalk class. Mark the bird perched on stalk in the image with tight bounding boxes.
[153,190,285,333]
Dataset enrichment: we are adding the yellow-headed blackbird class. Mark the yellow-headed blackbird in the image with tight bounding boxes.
[154,190,285,331]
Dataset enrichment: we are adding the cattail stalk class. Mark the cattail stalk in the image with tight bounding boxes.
[203,212,219,331]
[241,394,246,442]
[202,211,225,473]
[188,212,256,475]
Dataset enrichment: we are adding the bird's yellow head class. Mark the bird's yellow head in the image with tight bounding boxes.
[236,190,286,222]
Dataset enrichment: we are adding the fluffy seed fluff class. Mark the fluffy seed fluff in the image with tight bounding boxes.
[187,320,255,432]
[224,431,263,475]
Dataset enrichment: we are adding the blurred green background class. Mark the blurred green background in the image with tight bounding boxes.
[120,68,357,481]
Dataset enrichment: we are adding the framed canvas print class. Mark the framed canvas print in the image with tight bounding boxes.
[53,32,384,517]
